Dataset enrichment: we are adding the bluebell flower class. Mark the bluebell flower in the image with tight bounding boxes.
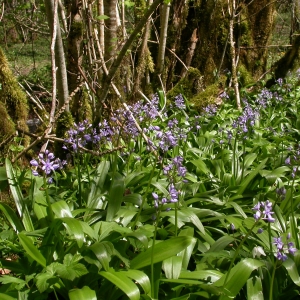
[252,200,275,223]
[174,94,186,110]
[273,234,297,261]
[30,149,65,183]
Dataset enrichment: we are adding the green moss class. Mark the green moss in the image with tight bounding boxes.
[0,102,15,138]
[69,21,83,40]
[238,64,255,87]
[190,75,226,110]
[0,46,29,148]
[167,67,203,101]
[54,111,74,157]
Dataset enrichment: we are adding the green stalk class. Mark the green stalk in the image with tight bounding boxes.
[132,156,158,229]
[151,208,161,298]
[43,175,54,222]
[269,260,278,300]
[290,174,299,249]
[223,220,257,286]
[241,139,245,181]
[233,135,238,179]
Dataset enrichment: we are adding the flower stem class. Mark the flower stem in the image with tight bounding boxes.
[269,260,278,300]
[223,220,257,286]
[43,176,54,222]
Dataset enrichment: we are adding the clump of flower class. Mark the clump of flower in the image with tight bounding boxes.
[30,150,65,183]
[252,200,275,223]
[273,234,297,261]
[232,100,259,134]
[174,94,186,110]
[203,104,218,116]
[163,156,187,179]
[147,121,189,153]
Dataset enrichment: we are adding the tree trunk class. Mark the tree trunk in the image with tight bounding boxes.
[103,0,118,68]
[44,0,69,110]
[66,0,84,121]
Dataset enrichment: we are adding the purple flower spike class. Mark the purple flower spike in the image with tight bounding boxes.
[252,200,275,223]
[273,235,298,261]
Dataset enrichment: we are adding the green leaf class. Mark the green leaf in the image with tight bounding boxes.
[61,217,85,248]
[5,158,34,232]
[283,257,300,286]
[0,203,24,233]
[206,236,235,253]
[180,270,223,283]
[178,228,196,269]
[86,160,110,209]
[96,14,109,20]
[247,276,263,300]
[180,209,205,234]
[89,241,114,271]
[162,256,183,279]
[18,232,46,268]
[55,254,88,281]
[191,159,210,174]
[69,286,97,300]
[214,258,264,299]
[120,269,151,295]
[0,275,26,290]
[131,236,193,269]
[106,172,125,221]
[0,294,16,300]
[99,269,140,300]
[237,158,268,195]
[158,89,166,111]
[52,200,73,218]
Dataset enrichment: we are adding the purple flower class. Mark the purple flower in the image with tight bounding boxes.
[30,149,64,183]
[273,234,297,261]
[174,94,186,110]
[257,228,264,234]
[252,200,275,223]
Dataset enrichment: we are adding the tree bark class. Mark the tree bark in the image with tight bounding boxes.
[44,0,69,110]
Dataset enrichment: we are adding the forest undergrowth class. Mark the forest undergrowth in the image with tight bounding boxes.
[1,71,300,299]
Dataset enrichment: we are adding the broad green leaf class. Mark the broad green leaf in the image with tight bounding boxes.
[123,193,142,206]
[162,256,183,279]
[191,159,210,174]
[99,269,140,300]
[69,286,97,300]
[18,232,46,268]
[243,153,257,169]
[247,276,263,300]
[86,160,110,209]
[237,158,268,195]
[214,258,264,299]
[55,254,88,281]
[180,209,205,234]
[61,217,85,248]
[178,228,196,269]
[0,294,15,300]
[106,172,125,221]
[180,270,223,283]
[158,89,166,111]
[0,203,24,233]
[5,158,34,232]
[90,241,114,271]
[206,236,235,253]
[52,200,73,218]
[283,257,300,286]
[0,275,26,290]
[121,269,151,295]
[259,166,290,184]
[131,236,193,269]
[36,272,58,293]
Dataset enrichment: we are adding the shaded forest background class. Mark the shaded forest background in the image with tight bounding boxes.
[0,0,299,161]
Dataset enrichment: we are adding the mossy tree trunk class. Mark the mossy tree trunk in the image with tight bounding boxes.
[241,0,276,78]
[0,47,29,152]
